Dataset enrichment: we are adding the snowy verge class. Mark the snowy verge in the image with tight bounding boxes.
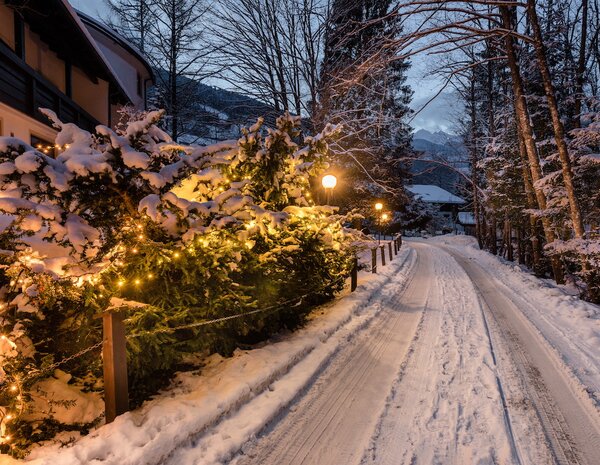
[11,246,414,465]
[427,235,600,408]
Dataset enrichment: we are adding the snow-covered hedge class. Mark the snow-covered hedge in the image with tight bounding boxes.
[0,111,359,456]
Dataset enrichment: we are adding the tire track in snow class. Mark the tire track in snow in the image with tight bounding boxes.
[363,242,523,465]
[223,245,431,465]
[441,244,600,465]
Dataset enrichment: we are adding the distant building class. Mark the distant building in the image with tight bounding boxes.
[406,184,466,234]
[0,0,153,151]
[457,211,476,236]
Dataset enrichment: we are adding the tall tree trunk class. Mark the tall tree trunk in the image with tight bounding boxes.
[170,0,178,141]
[469,72,483,249]
[517,226,525,264]
[500,5,564,283]
[574,0,589,128]
[506,219,514,262]
[527,0,587,244]
[517,126,543,274]
[490,216,498,255]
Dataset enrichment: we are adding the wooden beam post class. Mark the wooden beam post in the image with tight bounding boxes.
[388,242,393,261]
[350,257,358,292]
[380,245,386,266]
[103,310,129,423]
[371,248,377,273]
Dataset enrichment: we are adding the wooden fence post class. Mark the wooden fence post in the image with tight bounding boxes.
[371,248,377,273]
[394,237,398,255]
[103,310,129,423]
[351,257,358,292]
[380,245,386,266]
[388,242,393,261]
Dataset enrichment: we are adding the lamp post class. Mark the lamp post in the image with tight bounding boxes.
[381,213,389,242]
[322,174,337,205]
[375,202,383,243]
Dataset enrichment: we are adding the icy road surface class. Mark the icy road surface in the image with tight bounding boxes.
[168,241,600,465]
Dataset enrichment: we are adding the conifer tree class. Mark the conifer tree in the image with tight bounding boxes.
[319,0,414,214]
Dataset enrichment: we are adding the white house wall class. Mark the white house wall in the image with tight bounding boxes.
[0,101,56,142]
[86,28,148,110]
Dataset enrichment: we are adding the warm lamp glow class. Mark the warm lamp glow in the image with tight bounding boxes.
[382,213,389,221]
[321,174,337,189]
[375,202,383,211]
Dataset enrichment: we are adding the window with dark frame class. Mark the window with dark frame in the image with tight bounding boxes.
[30,134,55,156]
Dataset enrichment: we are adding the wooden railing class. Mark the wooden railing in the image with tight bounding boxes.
[0,41,98,132]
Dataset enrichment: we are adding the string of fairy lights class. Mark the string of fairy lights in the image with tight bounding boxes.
[34,143,71,155]
[0,168,327,446]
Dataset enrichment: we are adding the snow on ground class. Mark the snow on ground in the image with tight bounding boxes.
[362,242,520,465]
[10,243,411,465]
[429,235,600,410]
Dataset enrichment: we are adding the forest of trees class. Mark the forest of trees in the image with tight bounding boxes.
[103,0,600,302]
[391,0,600,300]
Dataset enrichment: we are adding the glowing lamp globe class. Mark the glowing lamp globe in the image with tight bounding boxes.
[375,202,383,211]
[382,213,389,221]
[322,174,337,189]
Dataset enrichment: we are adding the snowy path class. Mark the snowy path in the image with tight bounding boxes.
[220,240,600,465]
[228,244,431,465]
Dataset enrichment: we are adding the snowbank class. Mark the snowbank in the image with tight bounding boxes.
[11,245,413,465]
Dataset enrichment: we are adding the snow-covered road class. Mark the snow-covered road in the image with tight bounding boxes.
[18,239,600,465]
[222,240,600,465]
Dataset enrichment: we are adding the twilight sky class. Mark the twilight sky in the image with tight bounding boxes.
[70,0,458,133]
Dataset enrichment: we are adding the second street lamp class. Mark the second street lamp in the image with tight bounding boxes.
[381,213,389,242]
[322,174,337,205]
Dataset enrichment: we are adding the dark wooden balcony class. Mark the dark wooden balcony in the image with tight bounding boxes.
[0,40,98,133]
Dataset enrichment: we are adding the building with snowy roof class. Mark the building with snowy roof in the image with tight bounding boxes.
[0,0,154,151]
[406,184,466,205]
[406,184,466,234]
[457,211,476,236]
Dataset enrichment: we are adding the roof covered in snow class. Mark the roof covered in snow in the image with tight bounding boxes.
[458,212,476,225]
[406,185,466,204]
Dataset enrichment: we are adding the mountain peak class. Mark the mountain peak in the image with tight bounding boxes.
[413,128,459,145]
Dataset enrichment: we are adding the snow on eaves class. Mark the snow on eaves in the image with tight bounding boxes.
[406,185,466,204]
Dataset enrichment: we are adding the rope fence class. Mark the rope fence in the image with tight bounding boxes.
[27,235,403,422]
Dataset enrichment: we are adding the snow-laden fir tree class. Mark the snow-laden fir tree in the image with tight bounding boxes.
[0,111,361,456]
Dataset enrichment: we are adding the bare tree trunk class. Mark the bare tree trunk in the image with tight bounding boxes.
[517,227,525,264]
[468,72,483,249]
[506,219,514,262]
[574,0,589,128]
[527,0,587,244]
[490,216,498,255]
[517,129,543,274]
[169,0,178,140]
[500,5,564,283]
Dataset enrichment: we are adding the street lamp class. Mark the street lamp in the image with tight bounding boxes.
[322,174,337,205]
[374,202,384,243]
